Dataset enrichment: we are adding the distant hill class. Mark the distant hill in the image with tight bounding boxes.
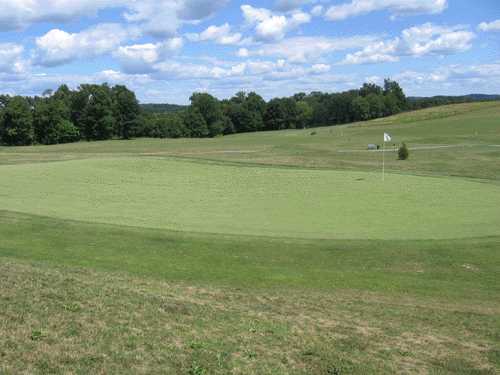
[408,94,500,101]
[140,103,187,113]
[407,94,500,110]
[466,94,500,101]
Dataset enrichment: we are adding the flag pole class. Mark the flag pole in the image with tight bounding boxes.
[382,140,385,181]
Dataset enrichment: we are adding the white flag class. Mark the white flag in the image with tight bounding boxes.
[384,132,391,142]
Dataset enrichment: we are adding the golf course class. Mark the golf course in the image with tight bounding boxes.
[1,101,500,374]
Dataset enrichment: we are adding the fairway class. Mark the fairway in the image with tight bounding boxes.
[1,157,499,239]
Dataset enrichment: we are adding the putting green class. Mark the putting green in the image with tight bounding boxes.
[0,157,499,239]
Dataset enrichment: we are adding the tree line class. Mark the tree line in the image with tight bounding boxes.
[0,84,140,146]
[0,80,408,146]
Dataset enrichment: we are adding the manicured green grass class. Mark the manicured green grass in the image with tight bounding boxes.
[1,157,499,240]
[1,102,499,374]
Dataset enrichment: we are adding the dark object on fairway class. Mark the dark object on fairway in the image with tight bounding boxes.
[398,142,409,160]
[368,144,377,150]
[310,131,317,135]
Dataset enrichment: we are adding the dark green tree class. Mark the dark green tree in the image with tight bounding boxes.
[366,93,385,119]
[383,93,401,116]
[359,83,383,97]
[183,107,209,137]
[384,79,407,110]
[112,85,141,139]
[398,142,409,160]
[79,84,115,140]
[0,96,34,145]
[264,98,298,130]
[33,97,78,144]
[190,92,223,137]
[225,92,265,133]
[351,96,370,121]
[296,101,313,128]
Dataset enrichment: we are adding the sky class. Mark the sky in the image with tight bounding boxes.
[0,0,499,104]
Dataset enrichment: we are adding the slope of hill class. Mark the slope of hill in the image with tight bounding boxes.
[1,101,499,374]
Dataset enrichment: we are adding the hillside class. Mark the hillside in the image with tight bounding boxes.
[1,101,499,374]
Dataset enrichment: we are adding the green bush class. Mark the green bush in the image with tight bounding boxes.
[398,142,409,160]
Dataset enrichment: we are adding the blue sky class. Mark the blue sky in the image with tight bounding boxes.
[0,0,499,103]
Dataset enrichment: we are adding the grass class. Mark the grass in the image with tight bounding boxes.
[0,157,499,240]
[1,210,499,300]
[1,101,499,373]
[1,101,499,180]
[1,260,499,374]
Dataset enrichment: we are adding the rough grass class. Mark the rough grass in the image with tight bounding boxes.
[0,157,499,240]
[1,261,499,375]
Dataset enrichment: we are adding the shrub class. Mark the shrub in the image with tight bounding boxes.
[398,142,409,160]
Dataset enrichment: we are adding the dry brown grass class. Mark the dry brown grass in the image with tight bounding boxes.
[1,260,498,374]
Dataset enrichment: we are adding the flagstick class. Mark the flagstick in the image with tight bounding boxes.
[382,141,385,181]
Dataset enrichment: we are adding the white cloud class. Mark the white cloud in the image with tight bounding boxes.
[125,0,229,37]
[401,23,474,56]
[0,43,29,80]
[237,48,250,58]
[325,0,447,21]
[241,5,311,41]
[238,35,379,63]
[0,0,122,31]
[187,23,243,45]
[34,23,140,66]
[0,0,229,37]
[311,5,324,17]
[311,63,331,73]
[478,20,500,32]
[394,62,500,95]
[113,50,337,83]
[274,0,312,12]
[342,40,400,64]
[342,23,475,64]
[255,15,289,41]
[115,38,184,74]
[241,5,273,24]
[152,61,242,80]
